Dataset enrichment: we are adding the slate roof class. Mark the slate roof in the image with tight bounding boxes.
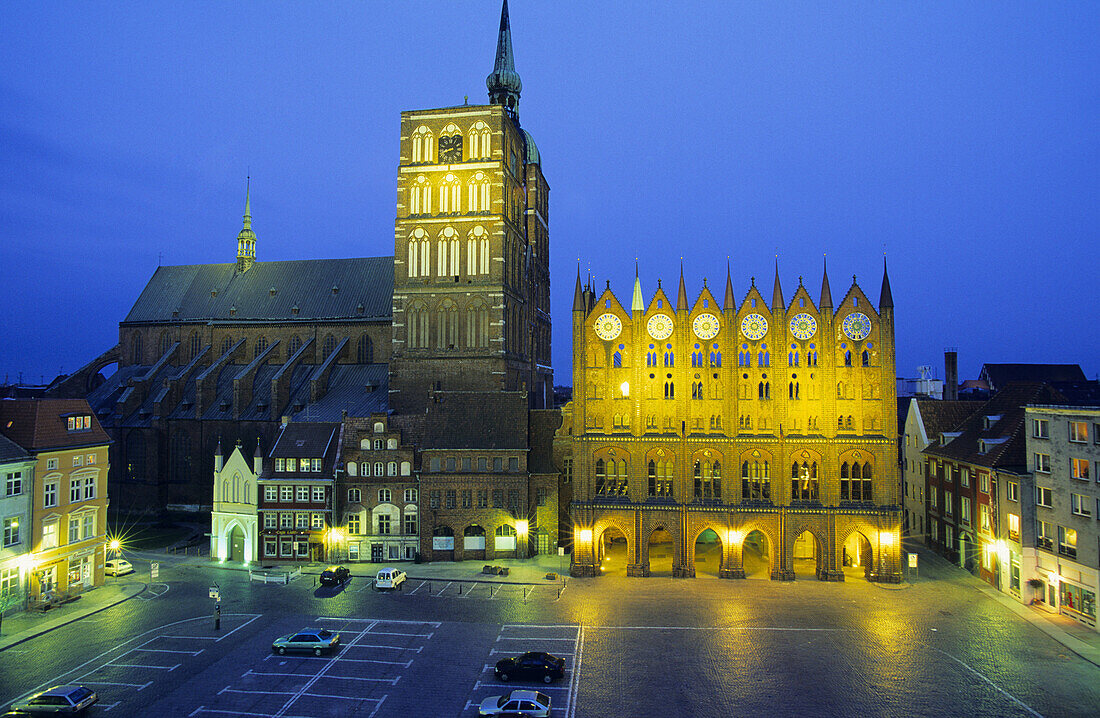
[923,383,1066,471]
[979,364,1085,392]
[527,409,562,473]
[0,398,112,452]
[0,432,31,463]
[270,422,341,459]
[122,257,394,324]
[915,400,982,439]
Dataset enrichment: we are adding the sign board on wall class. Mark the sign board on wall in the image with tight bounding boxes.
[432,536,454,550]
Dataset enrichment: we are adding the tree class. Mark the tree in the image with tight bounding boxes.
[0,588,24,635]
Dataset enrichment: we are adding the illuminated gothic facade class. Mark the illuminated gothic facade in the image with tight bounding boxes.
[563,264,903,581]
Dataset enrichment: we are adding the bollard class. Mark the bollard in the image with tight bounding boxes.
[214,602,221,631]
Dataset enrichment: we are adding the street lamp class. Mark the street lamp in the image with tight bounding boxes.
[327,528,344,563]
[515,520,528,559]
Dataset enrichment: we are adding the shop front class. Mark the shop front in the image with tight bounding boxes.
[1060,579,1097,627]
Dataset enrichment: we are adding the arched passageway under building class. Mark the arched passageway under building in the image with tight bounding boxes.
[597,526,629,576]
[843,531,873,581]
[647,528,674,577]
[742,530,770,579]
[694,529,723,578]
[792,530,823,580]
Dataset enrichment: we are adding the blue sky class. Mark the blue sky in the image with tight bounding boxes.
[2,1,1097,386]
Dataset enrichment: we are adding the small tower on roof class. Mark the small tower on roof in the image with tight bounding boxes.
[236,178,256,273]
[486,0,522,117]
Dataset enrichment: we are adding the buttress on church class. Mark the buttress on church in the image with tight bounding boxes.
[56,1,902,581]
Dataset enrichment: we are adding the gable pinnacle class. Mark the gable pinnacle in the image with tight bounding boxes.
[676,263,688,310]
[723,261,736,311]
[772,258,784,310]
[879,255,894,308]
[820,255,833,308]
[631,262,644,313]
[486,0,522,116]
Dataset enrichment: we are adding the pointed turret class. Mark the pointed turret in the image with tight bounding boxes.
[879,256,894,309]
[676,264,688,311]
[253,439,263,475]
[771,259,784,310]
[631,263,644,314]
[214,436,224,472]
[486,0,522,116]
[723,262,736,311]
[572,265,584,312]
[820,255,833,309]
[236,178,256,273]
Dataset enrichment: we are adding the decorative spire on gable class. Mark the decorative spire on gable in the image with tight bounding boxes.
[723,261,736,311]
[879,255,894,309]
[236,177,256,273]
[572,264,584,312]
[631,262,644,314]
[820,254,833,308]
[676,262,689,310]
[486,0,522,117]
[772,257,784,311]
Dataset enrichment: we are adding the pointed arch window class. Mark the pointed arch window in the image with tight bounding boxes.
[594,459,606,495]
[791,461,819,502]
[439,173,462,214]
[437,226,460,276]
[709,350,722,367]
[742,459,771,502]
[437,300,458,349]
[758,344,770,367]
[410,175,432,216]
[466,301,489,348]
[788,381,799,399]
[664,350,675,367]
[467,171,492,212]
[468,120,491,159]
[322,334,336,359]
[161,332,173,356]
[845,350,852,367]
[188,332,200,360]
[664,381,675,399]
[862,350,870,367]
[289,335,302,355]
[131,333,144,364]
[466,226,490,275]
[357,335,373,363]
[692,381,704,399]
[411,125,434,163]
[220,336,232,356]
[254,336,268,358]
[408,228,430,277]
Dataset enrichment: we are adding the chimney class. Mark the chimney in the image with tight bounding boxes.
[944,348,958,401]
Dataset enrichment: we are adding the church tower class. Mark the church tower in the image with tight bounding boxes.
[389,0,552,412]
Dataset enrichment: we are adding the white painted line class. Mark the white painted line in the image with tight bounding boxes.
[245,669,398,684]
[366,630,433,637]
[930,646,1044,718]
[216,613,263,642]
[368,694,387,718]
[433,581,452,596]
[220,687,297,697]
[263,653,412,665]
[190,708,315,718]
[316,617,440,626]
[135,647,204,655]
[345,643,423,652]
[405,581,427,595]
[100,702,121,712]
[82,680,154,691]
[566,626,584,718]
[496,636,576,641]
[105,662,179,670]
[303,690,386,701]
[162,635,219,640]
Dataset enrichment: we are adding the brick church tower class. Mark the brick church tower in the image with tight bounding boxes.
[389,0,552,413]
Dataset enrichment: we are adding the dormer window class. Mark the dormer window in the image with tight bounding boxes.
[983,415,1002,429]
[66,415,91,431]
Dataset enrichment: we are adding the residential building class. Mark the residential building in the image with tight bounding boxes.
[339,415,417,563]
[0,399,111,598]
[1025,405,1100,630]
[1,434,36,613]
[900,399,978,543]
[257,422,341,562]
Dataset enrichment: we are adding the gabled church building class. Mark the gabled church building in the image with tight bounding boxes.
[562,262,903,581]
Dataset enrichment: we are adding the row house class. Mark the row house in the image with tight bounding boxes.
[1023,405,1100,630]
[0,399,111,600]
[923,383,1062,582]
[339,415,418,563]
[257,422,342,562]
[1,434,36,612]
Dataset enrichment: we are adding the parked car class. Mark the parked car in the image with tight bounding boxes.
[9,685,97,714]
[495,651,566,683]
[104,559,134,577]
[319,566,350,586]
[271,629,341,656]
[478,690,551,717]
[374,567,407,589]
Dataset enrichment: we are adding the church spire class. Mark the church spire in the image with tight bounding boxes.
[631,262,644,314]
[879,255,894,309]
[723,261,736,311]
[486,0,522,116]
[236,177,256,273]
[676,262,688,311]
[819,255,833,309]
[772,257,784,310]
[572,264,584,313]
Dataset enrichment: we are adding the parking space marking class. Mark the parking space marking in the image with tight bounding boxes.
[162,634,219,640]
[190,706,314,718]
[496,635,576,641]
[105,662,181,671]
[243,668,400,685]
[270,622,376,717]
[566,626,584,718]
[316,616,441,626]
[135,647,204,655]
[262,654,413,666]
[405,580,428,595]
[83,680,153,690]
[367,630,434,638]
[215,614,262,642]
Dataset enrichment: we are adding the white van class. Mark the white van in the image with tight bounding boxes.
[374,568,407,590]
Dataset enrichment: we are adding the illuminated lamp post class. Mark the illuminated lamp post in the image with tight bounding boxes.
[327,528,345,564]
[515,520,528,559]
[574,528,593,576]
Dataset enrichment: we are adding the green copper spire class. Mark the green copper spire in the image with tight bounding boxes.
[631,262,644,314]
[236,177,256,273]
[486,0,522,116]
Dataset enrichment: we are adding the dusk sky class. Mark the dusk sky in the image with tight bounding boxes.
[2,1,1097,386]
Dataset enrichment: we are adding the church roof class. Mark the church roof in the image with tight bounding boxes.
[123,257,394,325]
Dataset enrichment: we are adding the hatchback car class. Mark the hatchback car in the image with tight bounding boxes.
[318,566,350,586]
[374,567,407,589]
[271,629,341,656]
[495,651,566,684]
[478,689,551,717]
[104,559,134,576]
[9,685,97,714]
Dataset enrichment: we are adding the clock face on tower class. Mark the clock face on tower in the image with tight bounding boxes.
[842,312,872,341]
[789,313,817,340]
[740,313,769,341]
[594,313,622,341]
[647,314,674,341]
[692,313,720,341]
[438,135,463,164]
